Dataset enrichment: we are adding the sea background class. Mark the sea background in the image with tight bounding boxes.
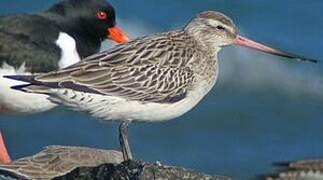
[0,0,323,179]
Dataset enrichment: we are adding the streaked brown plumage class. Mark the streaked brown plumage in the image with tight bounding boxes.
[32,30,204,103]
[0,146,122,179]
[266,159,323,180]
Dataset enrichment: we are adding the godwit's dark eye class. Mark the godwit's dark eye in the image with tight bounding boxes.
[97,11,108,20]
[216,25,225,31]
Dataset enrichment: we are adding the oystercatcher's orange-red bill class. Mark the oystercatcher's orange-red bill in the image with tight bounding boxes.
[234,35,318,63]
[107,26,130,44]
[0,131,11,164]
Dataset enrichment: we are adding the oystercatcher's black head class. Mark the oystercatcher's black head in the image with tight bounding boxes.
[46,0,129,54]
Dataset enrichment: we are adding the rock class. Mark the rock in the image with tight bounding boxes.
[55,160,231,180]
[0,146,230,180]
[0,146,123,180]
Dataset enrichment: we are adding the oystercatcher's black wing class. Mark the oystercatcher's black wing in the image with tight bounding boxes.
[0,14,61,73]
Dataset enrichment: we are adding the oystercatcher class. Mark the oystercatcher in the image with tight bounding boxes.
[5,11,317,161]
[0,0,129,114]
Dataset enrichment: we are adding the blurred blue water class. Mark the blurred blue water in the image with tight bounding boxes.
[1,1,323,179]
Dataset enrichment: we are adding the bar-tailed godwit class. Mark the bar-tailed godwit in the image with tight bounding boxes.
[5,11,318,161]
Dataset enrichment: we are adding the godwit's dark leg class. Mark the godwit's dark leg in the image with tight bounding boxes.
[119,121,133,161]
[0,130,11,163]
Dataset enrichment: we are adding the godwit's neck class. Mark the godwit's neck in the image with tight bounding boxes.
[184,26,222,59]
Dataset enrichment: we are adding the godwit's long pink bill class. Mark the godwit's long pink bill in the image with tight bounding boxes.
[235,35,318,63]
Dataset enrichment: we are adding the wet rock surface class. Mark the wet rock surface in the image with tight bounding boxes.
[0,146,230,180]
[55,160,231,180]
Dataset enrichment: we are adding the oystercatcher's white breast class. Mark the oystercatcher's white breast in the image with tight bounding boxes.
[55,32,81,69]
[0,63,56,114]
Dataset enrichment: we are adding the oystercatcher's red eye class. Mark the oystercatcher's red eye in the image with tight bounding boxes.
[97,11,108,20]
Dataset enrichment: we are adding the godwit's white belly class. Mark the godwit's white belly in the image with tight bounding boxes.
[47,80,216,122]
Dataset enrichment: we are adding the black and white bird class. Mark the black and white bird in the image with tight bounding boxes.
[5,11,317,161]
[0,0,129,114]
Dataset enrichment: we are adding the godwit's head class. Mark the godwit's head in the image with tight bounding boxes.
[185,11,318,63]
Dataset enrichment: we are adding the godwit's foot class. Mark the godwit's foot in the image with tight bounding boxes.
[0,130,11,164]
[119,121,133,161]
